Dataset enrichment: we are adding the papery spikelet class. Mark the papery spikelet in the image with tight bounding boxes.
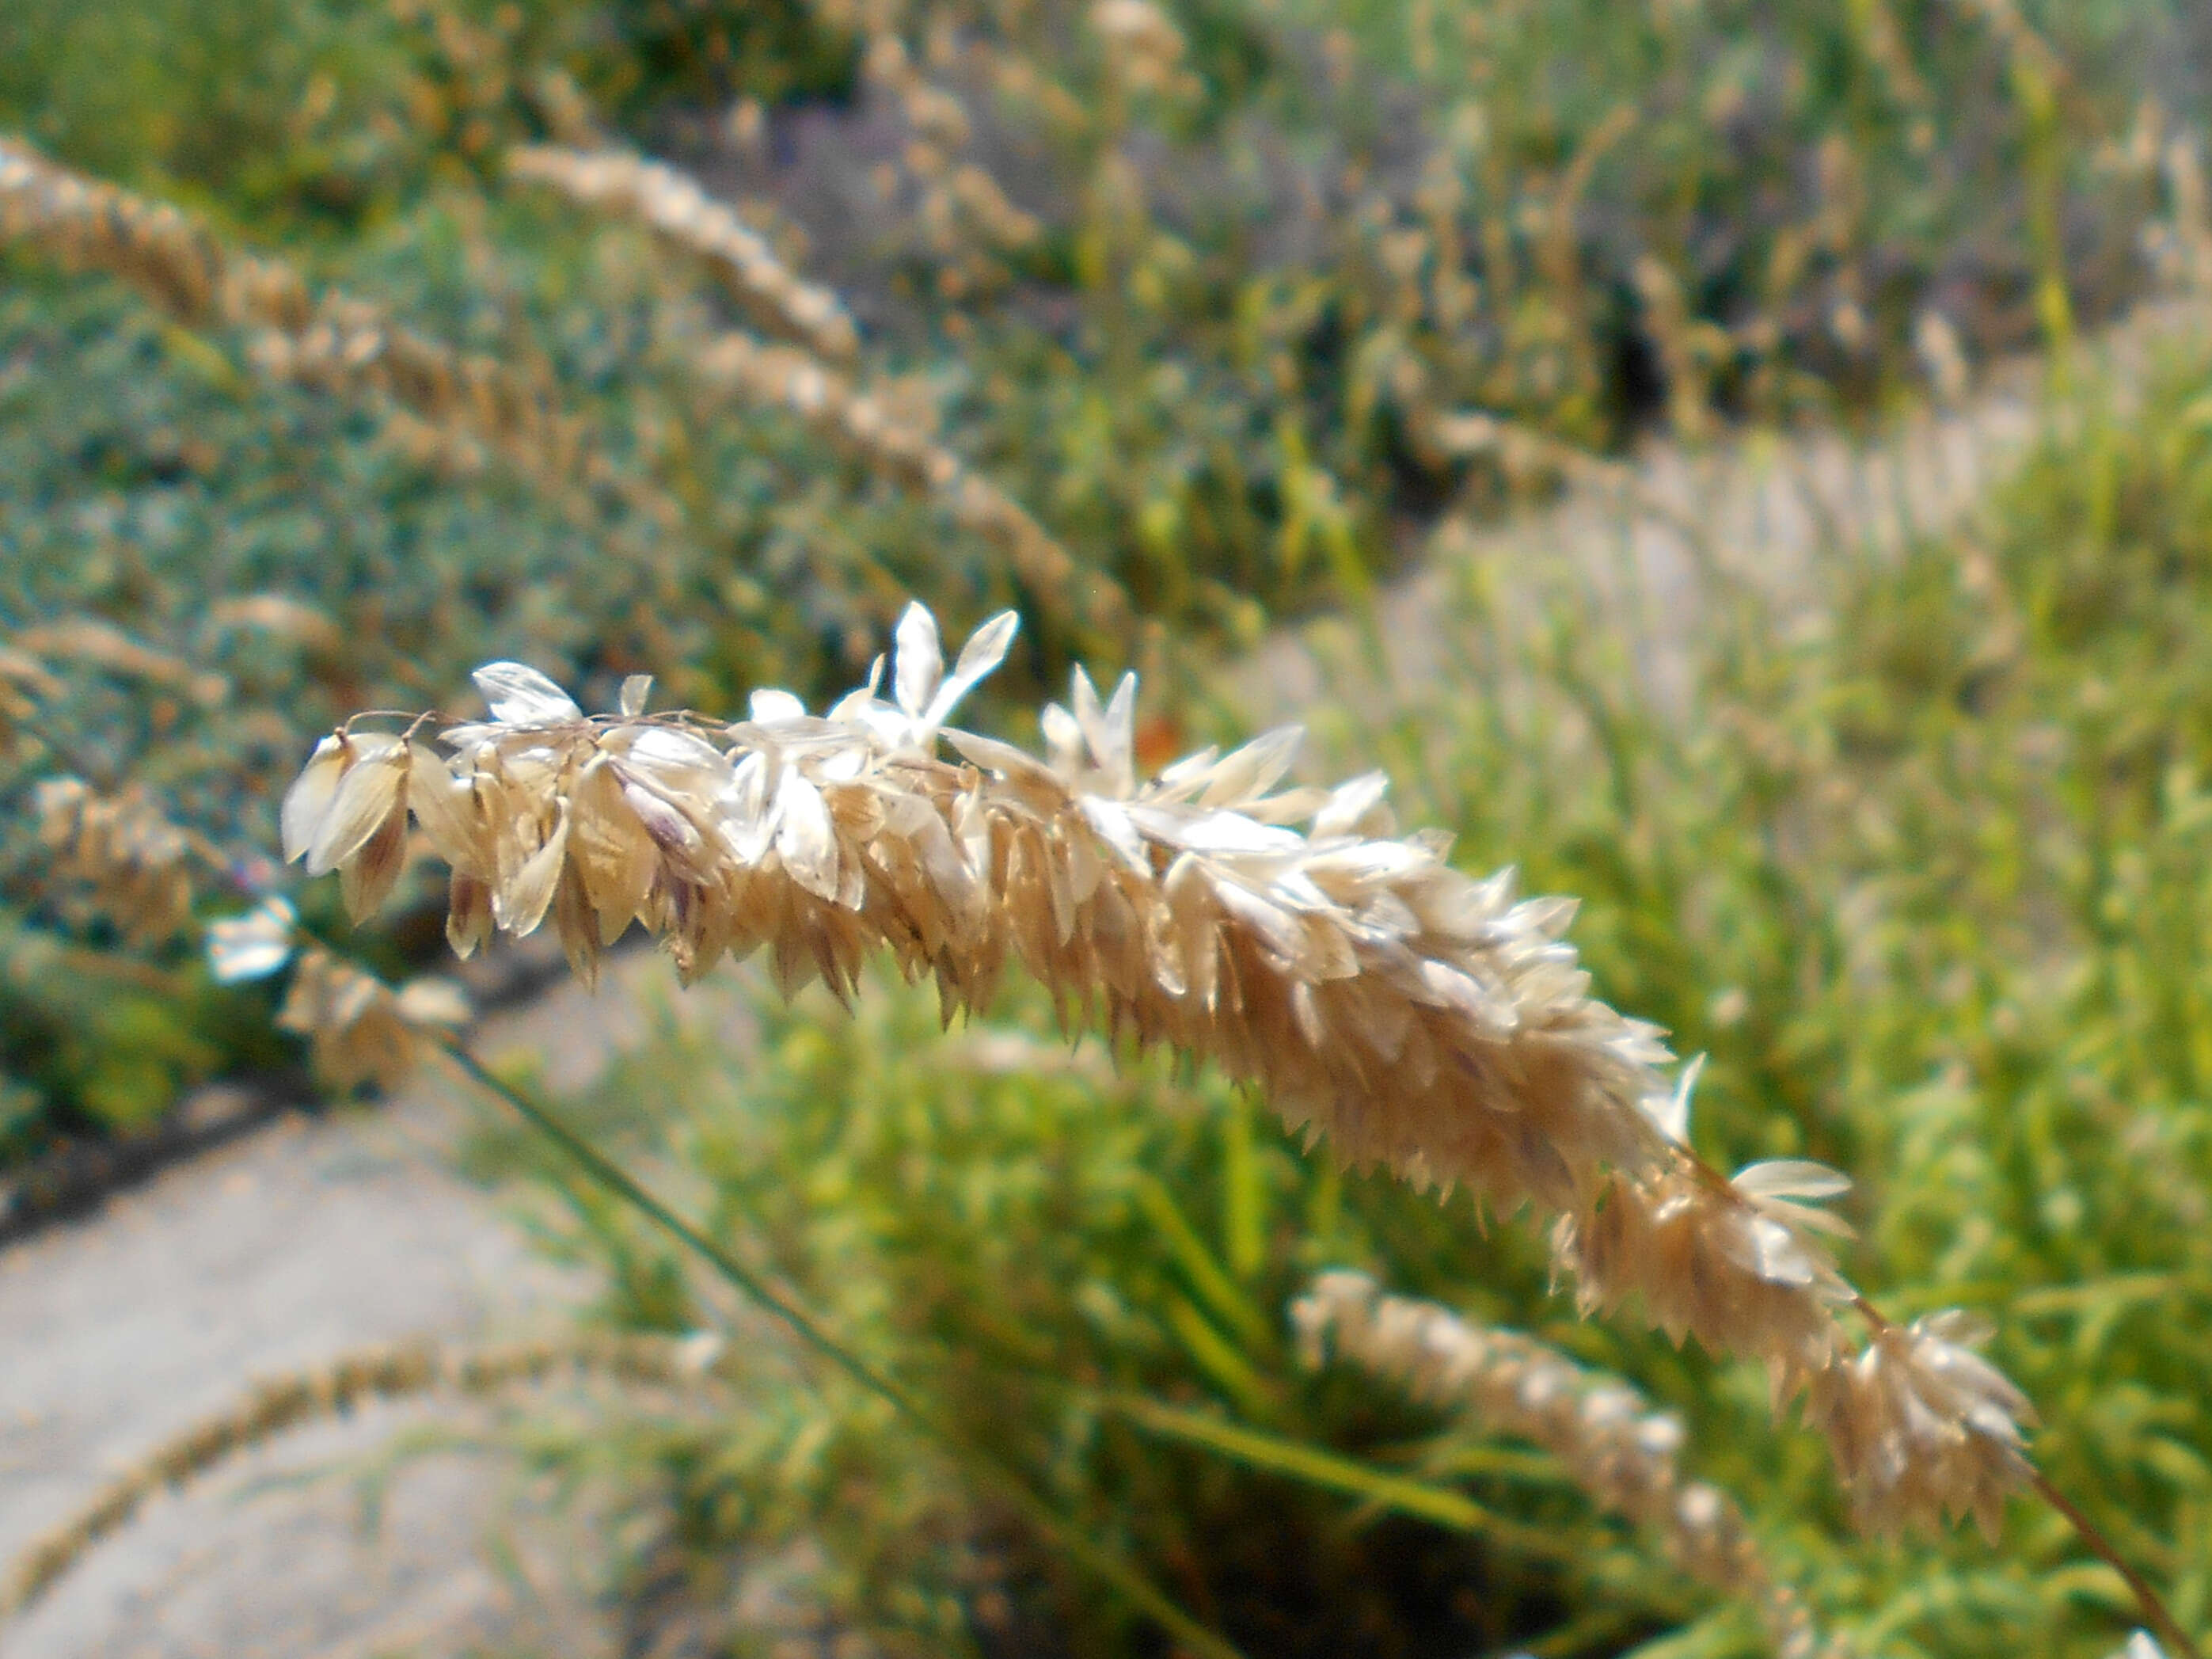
[1803,1311,2036,1542]
[283,598,2035,1538]
[275,947,467,1091]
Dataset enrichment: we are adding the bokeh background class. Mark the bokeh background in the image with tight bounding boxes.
[4,0,2212,1653]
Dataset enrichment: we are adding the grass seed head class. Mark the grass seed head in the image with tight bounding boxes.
[282,599,2035,1537]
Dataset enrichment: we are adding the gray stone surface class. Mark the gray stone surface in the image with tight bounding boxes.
[0,950,742,1659]
[1229,299,2212,725]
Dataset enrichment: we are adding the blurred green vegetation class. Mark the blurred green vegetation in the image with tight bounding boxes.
[3,0,2212,1649]
[8,0,2205,1149]
[492,341,2212,1655]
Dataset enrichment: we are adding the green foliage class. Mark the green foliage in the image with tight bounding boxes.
[1286,347,2212,1651]
[0,0,413,226]
[573,0,857,115]
[491,976,1704,1657]
[498,346,2212,1655]
[0,904,283,1148]
[2,0,2211,1643]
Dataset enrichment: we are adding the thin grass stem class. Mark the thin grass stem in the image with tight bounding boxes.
[2028,1472,2203,1659]
[436,1042,1246,1659]
[1108,1393,1578,1562]
[1838,1294,2202,1659]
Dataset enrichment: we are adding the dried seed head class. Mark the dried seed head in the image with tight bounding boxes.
[0,1332,729,1620]
[34,776,198,944]
[1295,1272,1822,1659]
[677,328,1127,641]
[11,617,227,706]
[1804,1311,2036,1541]
[285,598,2035,1536]
[0,643,59,755]
[3,137,595,504]
[509,145,861,363]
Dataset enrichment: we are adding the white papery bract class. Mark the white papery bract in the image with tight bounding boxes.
[206,896,298,984]
[279,599,2035,1539]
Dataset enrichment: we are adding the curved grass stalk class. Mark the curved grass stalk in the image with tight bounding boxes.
[271,598,2201,1657]
[1293,1272,1822,1658]
[1,1331,727,1619]
[439,1044,1245,1659]
[671,322,1131,644]
[508,145,860,363]
[0,136,624,522]
[508,139,1131,648]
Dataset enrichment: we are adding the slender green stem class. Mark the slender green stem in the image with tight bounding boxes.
[438,1042,1245,1659]
[1108,1394,1575,1564]
[1838,1299,2201,1659]
[2030,1473,2203,1659]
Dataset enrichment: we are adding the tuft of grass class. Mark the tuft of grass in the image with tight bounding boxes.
[481,972,1693,1658]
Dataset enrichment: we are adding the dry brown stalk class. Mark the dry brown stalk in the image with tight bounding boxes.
[0,135,588,498]
[1536,102,1636,397]
[1632,255,1725,441]
[675,326,1131,639]
[0,1332,730,1619]
[2162,136,2212,294]
[203,593,346,657]
[279,600,2032,1541]
[507,144,861,363]
[1294,1271,1824,1658]
[11,617,228,709]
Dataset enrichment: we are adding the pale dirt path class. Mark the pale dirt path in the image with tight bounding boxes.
[1230,299,2212,725]
[6,299,2209,1659]
[0,949,748,1659]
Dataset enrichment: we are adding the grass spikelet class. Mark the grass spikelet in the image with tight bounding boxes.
[0,1332,729,1620]
[1294,1270,1824,1658]
[280,599,2035,1540]
[507,143,861,363]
